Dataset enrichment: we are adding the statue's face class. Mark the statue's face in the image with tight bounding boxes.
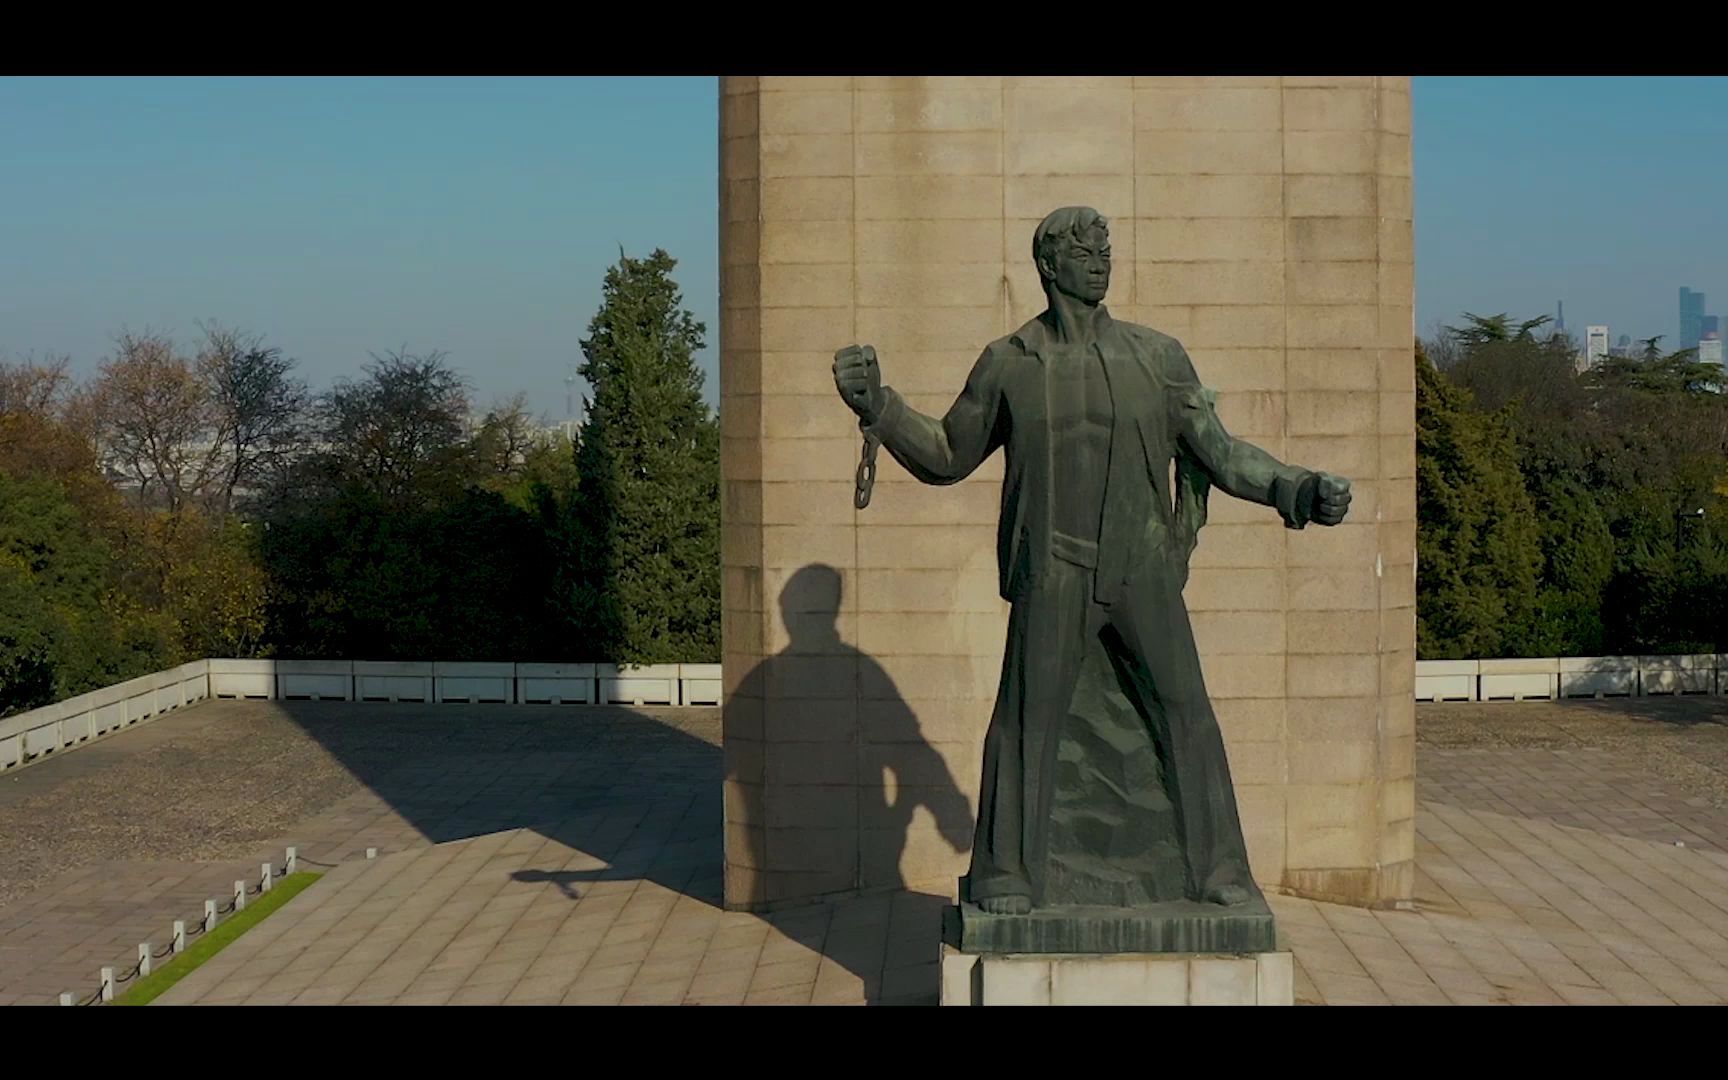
[1047,224,1111,304]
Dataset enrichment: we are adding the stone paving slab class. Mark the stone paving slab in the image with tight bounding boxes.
[1417,696,1728,853]
[9,695,1728,1005]
[1284,803,1728,1004]
[154,827,946,1006]
[150,796,1728,1007]
[0,699,718,1005]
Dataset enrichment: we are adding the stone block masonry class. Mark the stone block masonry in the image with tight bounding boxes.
[721,76,1415,912]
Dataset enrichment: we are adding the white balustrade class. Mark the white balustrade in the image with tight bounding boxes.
[1414,660,1478,703]
[434,662,516,704]
[598,664,679,706]
[0,660,210,772]
[17,641,1728,779]
[679,664,722,706]
[1637,654,1715,696]
[275,660,354,701]
[209,659,276,700]
[1414,653,1728,703]
[353,661,433,703]
[516,663,597,705]
[1477,658,1560,701]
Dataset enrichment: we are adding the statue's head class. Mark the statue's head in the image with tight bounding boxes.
[779,563,843,648]
[1033,206,1111,306]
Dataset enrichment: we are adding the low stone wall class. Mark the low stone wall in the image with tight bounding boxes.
[0,659,724,773]
[1415,655,1723,702]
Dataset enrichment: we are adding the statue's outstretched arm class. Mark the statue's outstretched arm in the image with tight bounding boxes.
[1169,347,1319,530]
[865,347,1006,486]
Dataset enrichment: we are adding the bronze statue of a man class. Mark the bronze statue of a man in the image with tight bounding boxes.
[833,207,1351,920]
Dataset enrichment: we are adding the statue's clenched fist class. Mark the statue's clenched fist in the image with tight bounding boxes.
[1309,472,1352,526]
[833,344,885,424]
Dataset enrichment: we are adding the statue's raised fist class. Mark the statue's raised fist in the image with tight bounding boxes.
[1311,472,1352,527]
[833,344,884,424]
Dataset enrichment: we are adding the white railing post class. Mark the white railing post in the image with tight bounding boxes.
[261,862,274,893]
[138,942,152,977]
[172,920,186,954]
[100,967,115,1002]
[234,880,246,912]
[204,899,217,933]
[286,846,298,875]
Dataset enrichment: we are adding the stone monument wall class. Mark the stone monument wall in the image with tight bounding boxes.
[720,76,1415,911]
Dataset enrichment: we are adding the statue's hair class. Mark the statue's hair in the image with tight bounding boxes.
[1032,206,1109,280]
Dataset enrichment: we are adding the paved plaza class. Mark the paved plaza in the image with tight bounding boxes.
[3,695,1728,1005]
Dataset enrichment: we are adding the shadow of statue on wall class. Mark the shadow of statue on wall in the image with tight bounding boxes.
[724,562,974,1002]
[256,560,972,1003]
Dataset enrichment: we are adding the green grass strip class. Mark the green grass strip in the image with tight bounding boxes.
[113,872,323,1006]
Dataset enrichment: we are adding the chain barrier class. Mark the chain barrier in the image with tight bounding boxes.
[57,845,354,1005]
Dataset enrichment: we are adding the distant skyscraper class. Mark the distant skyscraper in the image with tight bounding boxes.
[1612,333,1633,358]
[1586,325,1610,369]
[1681,287,1706,351]
[1701,334,1724,366]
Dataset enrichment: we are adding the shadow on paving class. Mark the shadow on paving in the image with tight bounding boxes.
[275,563,973,1005]
[1568,695,1728,728]
[1415,695,1728,754]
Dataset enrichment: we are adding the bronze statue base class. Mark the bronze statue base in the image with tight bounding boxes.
[944,898,1277,955]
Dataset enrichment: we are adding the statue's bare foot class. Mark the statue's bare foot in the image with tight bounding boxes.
[1203,884,1251,906]
[979,894,1032,916]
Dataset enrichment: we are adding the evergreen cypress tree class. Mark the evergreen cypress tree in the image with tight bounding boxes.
[569,249,719,664]
[1415,343,1545,659]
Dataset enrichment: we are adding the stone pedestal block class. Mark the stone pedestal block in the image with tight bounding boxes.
[940,945,1293,1005]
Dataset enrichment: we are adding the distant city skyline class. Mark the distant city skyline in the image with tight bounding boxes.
[6,76,1728,413]
[1415,77,1728,355]
[1568,287,1727,366]
[1682,287,1708,352]
[1586,325,1609,369]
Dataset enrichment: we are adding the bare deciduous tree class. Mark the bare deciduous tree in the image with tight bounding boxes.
[82,326,308,515]
[0,354,72,418]
[473,393,541,482]
[89,332,225,512]
[317,349,473,506]
[196,322,309,513]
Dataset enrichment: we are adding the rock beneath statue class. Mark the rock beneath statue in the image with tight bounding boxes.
[1043,641,1186,906]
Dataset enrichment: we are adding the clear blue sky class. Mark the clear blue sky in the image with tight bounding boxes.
[0,76,719,418]
[1415,76,1728,348]
[3,76,1724,417]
